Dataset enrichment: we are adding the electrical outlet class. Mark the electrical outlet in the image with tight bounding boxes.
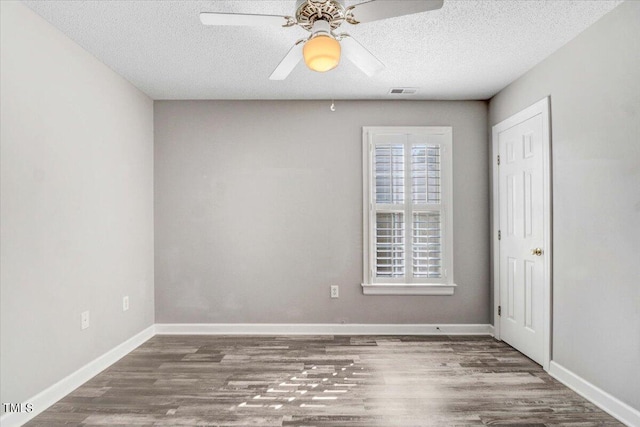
[330,285,339,299]
[123,296,129,312]
[81,311,90,330]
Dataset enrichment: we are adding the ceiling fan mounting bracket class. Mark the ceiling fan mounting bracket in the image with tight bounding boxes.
[283,16,298,28]
[295,0,346,31]
[344,6,360,25]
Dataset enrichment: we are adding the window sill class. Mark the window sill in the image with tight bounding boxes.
[361,283,457,296]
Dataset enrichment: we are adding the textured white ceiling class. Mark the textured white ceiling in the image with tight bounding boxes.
[22,0,622,100]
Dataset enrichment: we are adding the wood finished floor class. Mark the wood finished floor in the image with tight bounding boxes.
[27,335,622,426]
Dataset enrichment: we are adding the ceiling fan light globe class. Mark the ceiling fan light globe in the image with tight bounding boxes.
[303,35,341,72]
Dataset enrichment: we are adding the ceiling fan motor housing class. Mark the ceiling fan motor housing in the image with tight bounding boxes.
[295,0,346,31]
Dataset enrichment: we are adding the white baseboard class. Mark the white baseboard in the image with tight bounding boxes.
[549,361,640,427]
[155,323,495,336]
[0,325,155,427]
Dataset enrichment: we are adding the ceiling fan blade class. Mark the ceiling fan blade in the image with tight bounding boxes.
[347,0,444,24]
[340,36,385,77]
[200,12,291,27]
[269,41,304,80]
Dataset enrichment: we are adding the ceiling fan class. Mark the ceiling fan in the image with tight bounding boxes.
[200,0,444,80]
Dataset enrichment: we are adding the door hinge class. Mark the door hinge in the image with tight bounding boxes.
[498,305,502,316]
[497,155,500,165]
[498,230,501,240]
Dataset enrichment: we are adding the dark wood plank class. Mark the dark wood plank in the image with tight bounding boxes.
[25,335,623,426]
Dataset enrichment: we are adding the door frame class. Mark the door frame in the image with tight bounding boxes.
[491,96,552,371]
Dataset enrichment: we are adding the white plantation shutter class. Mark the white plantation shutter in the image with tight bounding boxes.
[412,212,442,278]
[411,144,443,278]
[411,145,441,204]
[364,127,454,293]
[375,144,405,204]
[375,212,405,277]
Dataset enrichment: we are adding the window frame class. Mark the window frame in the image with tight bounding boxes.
[361,126,456,295]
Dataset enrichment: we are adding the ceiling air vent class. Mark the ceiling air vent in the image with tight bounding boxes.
[389,88,418,95]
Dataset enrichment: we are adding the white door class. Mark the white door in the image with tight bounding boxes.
[495,98,551,366]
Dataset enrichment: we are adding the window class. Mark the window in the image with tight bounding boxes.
[362,127,456,295]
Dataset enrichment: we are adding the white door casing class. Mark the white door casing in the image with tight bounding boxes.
[492,97,551,369]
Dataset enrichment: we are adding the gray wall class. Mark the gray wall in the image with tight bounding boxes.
[154,100,489,324]
[0,2,154,405]
[489,1,640,411]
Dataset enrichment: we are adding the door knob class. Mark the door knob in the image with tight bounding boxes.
[531,248,543,256]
